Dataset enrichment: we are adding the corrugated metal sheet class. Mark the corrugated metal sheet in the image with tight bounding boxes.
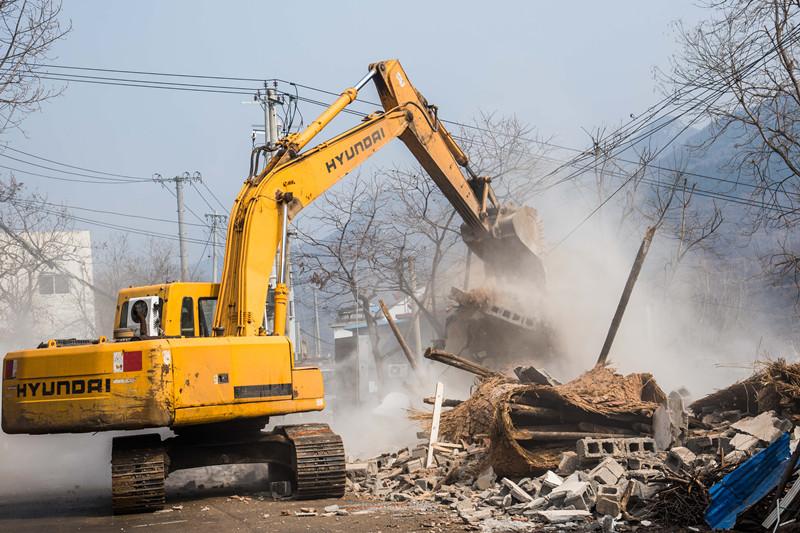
[705,431,791,529]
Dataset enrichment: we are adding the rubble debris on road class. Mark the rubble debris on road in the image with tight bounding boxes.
[341,358,800,530]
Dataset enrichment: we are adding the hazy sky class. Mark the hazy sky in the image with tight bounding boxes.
[5,1,706,265]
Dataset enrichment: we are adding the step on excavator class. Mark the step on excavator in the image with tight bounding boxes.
[1,60,544,513]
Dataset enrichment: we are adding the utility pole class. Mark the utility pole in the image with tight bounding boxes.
[205,212,227,282]
[153,172,202,280]
[255,81,283,148]
[313,286,322,358]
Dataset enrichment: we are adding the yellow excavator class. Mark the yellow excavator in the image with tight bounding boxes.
[1,60,543,513]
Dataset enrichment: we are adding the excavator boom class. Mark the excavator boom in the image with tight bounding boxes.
[214,59,543,337]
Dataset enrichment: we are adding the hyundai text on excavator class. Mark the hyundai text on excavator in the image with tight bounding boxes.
[1,60,544,513]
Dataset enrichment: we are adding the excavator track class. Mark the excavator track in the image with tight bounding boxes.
[111,434,167,514]
[282,424,346,499]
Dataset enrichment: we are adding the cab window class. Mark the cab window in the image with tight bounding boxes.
[198,297,217,337]
[118,301,129,328]
[180,297,195,337]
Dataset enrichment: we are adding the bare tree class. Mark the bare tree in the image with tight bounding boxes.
[665,0,800,288]
[0,0,69,132]
[0,177,93,346]
[295,173,388,381]
[93,234,180,333]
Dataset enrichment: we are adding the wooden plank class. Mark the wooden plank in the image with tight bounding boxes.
[426,382,444,468]
[512,429,637,441]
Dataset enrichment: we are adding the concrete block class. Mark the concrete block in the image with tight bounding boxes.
[405,458,423,473]
[558,451,579,476]
[539,470,563,488]
[501,478,534,503]
[627,469,664,481]
[596,496,621,517]
[627,479,664,501]
[598,484,620,498]
[685,435,713,454]
[577,438,622,463]
[578,437,656,463]
[623,438,656,455]
[665,446,696,473]
[346,462,368,479]
[626,456,661,470]
[411,446,427,459]
[563,481,597,511]
[589,458,625,485]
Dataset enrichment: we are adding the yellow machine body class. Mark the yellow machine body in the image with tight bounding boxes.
[2,282,324,434]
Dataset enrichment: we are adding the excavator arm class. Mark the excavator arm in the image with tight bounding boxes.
[214,59,542,337]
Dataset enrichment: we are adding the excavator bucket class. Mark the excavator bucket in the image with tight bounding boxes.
[460,205,546,288]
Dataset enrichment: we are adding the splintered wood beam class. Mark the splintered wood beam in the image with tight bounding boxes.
[423,348,500,379]
[379,299,419,373]
[424,396,462,408]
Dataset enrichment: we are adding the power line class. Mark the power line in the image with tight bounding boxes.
[6,198,219,246]
[0,162,150,184]
[37,63,272,83]
[201,180,227,211]
[1,145,148,181]
[9,195,208,227]
[0,151,145,182]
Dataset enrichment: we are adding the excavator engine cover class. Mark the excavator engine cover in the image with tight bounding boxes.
[461,205,545,287]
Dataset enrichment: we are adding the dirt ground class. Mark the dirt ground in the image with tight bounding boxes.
[0,491,474,533]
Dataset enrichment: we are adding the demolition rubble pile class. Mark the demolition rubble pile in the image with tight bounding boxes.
[345,358,800,530]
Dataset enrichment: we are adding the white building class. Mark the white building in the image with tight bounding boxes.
[0,230,97,348]
[33,230,96,340]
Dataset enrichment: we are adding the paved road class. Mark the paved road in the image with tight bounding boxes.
[0,491,471,533]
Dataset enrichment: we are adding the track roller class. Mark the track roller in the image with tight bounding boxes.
[281,423,346,499]
[111,434,167,514]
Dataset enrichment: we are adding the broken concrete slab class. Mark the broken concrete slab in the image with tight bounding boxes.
[558,451,579,476]
[536,509,592,523]
[730,432,760,453]
[731,411,790,444]
[501,477,534,503]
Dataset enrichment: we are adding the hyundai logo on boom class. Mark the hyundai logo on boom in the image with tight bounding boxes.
[325,128,385,173]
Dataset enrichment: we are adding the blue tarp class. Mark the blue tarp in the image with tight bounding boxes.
[705,432,791,529]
